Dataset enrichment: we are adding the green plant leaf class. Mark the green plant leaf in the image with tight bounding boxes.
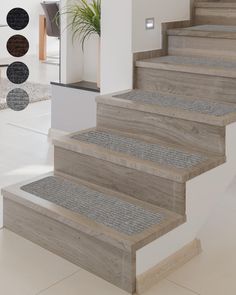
[61,0,101,50]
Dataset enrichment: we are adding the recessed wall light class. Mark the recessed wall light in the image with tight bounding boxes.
[145,18,155,30]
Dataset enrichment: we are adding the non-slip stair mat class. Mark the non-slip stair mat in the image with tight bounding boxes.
[114,90,236,116]
[147,55,236,70]
[21,176,164,236]
[73,130,207,169]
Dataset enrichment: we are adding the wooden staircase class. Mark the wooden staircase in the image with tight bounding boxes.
[2,1,236,294]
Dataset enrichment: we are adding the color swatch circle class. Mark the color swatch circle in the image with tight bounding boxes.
[7,35,29,57]
[7,62,29,84]
[6,88,29,111]
[7,8,29,30]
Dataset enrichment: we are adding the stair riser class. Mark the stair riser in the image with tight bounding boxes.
[97,103,226,156]
[168,35,236,60]
[54,147,186,215]
[135,67,236,104]
[4,198,136,294]
[195,8,236,26]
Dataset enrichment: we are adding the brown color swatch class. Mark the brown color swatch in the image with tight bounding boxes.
[7,35,29,57]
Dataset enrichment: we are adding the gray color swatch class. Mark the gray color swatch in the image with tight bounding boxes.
[7,62,29,84]
[6,88,29,111]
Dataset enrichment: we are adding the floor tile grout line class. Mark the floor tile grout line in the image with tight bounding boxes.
[35,269,82,295]
[7,123,49,137]
[7,112,51,122]
[166,278,201,295]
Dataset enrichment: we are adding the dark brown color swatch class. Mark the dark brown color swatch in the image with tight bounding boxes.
[7,8,29,30]
[7,35,29,57]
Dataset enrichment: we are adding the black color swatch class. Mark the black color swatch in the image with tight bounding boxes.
[7,8,29,30]
[6,88,29,111]
[7,35,29,57]
[7,62,29,84]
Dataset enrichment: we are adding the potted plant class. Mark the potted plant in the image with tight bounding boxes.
[63,0,101,87]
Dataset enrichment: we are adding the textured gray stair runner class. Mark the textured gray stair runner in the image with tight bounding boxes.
[21,176,164,236]
[114,90,236,116]
[73,130,207,169]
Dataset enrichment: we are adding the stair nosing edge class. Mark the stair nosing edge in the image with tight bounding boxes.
[97,95,236,127]
[2,172,185,252]
[54,131,225,183]
[135,59,236,79]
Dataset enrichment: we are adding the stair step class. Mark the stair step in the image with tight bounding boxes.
[135,55,236,104]
[196,2,236,8]
[167,25,236,60]
[136,55,236,79]
[2,172,184,293]
[97,89,236,126]
[194,2,236,26]
[97,91,226,156]
[54,128,225,182]
[168,24,236,38]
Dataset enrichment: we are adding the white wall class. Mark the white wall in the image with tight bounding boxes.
[100,0,133,94]
[100,0,190,94]
[60,0,99,84]
[0,0,58,59]
[132,0,190,52]
[51,84,97,132]
[137,122,236,275]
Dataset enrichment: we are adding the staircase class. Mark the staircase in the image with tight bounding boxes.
[2,1,236,294]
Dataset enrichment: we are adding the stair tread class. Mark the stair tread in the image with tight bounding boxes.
[2,172,184,251]
[195,2,236,8]
[98,89,236,126]
[54,128,225,182]
[168,24,236,38]
[136,55,236,79]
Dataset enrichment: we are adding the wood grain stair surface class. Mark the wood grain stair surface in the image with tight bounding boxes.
[167,24,236,60]
[195,2,236,8]
[54,128,225,182]
[168,24,236,38]
[2,173,185,293]
[2,172,184,251]
[136,55,236,78]
[194,2,236,26]
[97,89,236,126]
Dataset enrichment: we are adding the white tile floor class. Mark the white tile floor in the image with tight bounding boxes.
[0,59,236,294]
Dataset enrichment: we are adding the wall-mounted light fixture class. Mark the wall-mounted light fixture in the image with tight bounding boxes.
[145,18,155,30]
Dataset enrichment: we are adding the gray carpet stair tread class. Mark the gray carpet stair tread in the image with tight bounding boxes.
[3,172,185,250]
[21,175,164,236]
[72,129,208,170]
[54,128,225,182]
[113,90,236,117]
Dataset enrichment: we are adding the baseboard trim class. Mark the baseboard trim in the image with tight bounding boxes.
[136,239,202,294]
[133,49,165,62]
[48,128,69,141]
